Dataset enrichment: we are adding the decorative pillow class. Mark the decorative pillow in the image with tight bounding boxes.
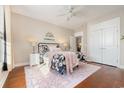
[51,54,66,75]
[49,46,62,52]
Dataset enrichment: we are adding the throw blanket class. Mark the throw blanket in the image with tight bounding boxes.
[51,54,66,75]
[49,51,79,75]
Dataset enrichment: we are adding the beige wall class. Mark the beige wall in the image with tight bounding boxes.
[12,9,124,68]
[85,10,124,68]
[11,13,74,66]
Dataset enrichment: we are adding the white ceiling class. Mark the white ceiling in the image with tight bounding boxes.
[11,5,124,30]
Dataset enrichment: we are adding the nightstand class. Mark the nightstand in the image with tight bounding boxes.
[30,53,40,67]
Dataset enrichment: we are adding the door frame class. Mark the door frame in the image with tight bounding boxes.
[74,31,84,52]
[87,17,120,67]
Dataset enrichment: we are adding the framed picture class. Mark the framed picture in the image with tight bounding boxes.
[43,32,56,43]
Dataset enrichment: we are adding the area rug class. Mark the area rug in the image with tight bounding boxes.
[24,63,100,88]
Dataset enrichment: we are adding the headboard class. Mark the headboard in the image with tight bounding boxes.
[38,42,59,54]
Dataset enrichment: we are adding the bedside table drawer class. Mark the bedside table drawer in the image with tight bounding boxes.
[30,54,40,66]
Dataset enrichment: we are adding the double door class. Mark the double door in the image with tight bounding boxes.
[88,18,119,66]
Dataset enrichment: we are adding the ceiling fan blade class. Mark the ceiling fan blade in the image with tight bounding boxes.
[57,13,67,16]
[73,6,82,13]
[69,6,85,17]
[68,5,72,10]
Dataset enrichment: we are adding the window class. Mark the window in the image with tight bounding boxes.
[0,5,4,66]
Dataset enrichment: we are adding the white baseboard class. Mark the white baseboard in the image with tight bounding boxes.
[14,62,29,67]
[85,57,93,62]
[118,65,124,69]
[0,71,9,88]
[86,58,124,69]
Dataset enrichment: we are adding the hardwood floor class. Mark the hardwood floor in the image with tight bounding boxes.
[3,66,26,88]
[75,62,124,88]
[3,62,124,88]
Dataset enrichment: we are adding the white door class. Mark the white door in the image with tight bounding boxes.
[89,29,102,63]
[102,27,118,66]
[87,18,120,66]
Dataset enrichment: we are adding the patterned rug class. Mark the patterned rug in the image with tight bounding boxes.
[24,63,100,88]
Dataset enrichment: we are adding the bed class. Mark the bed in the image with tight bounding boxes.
[38,43,79,75]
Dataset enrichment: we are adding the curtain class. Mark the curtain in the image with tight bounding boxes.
[2,8,8,71]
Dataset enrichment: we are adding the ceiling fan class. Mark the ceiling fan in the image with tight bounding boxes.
[58,5,82,21]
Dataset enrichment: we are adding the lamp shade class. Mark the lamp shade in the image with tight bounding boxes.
[31,41,37,46]
[27,37,38,46]
[63,43,67,47]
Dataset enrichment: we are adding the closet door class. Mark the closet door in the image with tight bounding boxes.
[87,18,119,66]
[102,26,118,66]
[88,29,102,63]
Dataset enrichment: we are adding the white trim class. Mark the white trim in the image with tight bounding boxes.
[14,62,29,67]
[85,58,93,62]
[74,31,84,52]
[74,31,83,37]
[0,71,9,88]
[118,65,124,69]
[115,17,120,68]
